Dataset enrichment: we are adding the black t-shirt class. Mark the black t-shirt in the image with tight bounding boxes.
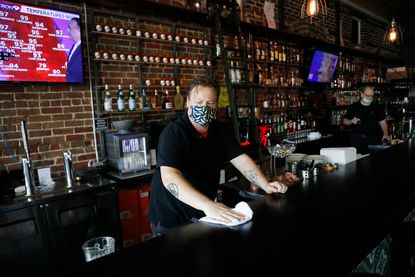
[344,101,385,137]
[148,114,244,228]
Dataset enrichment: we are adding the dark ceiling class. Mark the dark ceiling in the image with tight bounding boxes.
[342,0,414,36]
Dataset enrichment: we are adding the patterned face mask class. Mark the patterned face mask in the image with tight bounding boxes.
[189,105,217,127]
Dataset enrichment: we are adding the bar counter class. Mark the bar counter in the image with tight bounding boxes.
[72,139,415,276]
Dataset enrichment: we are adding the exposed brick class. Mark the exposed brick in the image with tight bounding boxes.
[41,107,63,114]
[52,114,73,121]
[15,93,40,100]
[18,109,41,116]
[66,134,86,141]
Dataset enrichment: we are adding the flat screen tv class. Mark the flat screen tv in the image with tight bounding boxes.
[0,0,84,83]
[307,50,338,83]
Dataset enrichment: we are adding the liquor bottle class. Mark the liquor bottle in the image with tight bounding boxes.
[154,89,161,110]
[128,84,136,111]
[150,89,156,109]
[117,84,125,112]
[103,84,113,112]
[162,90,173,109]
[229,60,236,83]
[174,86,184,110]
[142,88,150,111]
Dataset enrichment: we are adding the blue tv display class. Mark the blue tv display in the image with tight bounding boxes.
[307,50,339,83]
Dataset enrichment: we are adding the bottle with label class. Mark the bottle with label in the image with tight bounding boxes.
[128,84,136,111]
[103,84,113,112]
[154,89,161,110]
[162,90,173,109]
[117,84,125,112]
[174,86,184,110]
[142,88,150,111]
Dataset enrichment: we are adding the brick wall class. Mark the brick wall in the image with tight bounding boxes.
[0,0,401,179]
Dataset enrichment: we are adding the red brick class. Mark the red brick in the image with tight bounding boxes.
[18,109,41,116]
[52,114,73,121]
[66,134,85,141]
[41,107,63,114]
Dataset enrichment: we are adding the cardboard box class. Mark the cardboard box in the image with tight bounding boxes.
[120,215,141,248]
[118,188,141,247]
[386,67,413,80]
[138,184,152,241]
[118,188,139,217]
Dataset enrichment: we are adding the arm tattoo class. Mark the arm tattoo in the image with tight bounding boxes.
[244,170,260,187]
[167,183,179,198]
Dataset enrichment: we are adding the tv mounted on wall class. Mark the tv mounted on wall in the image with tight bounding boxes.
[307,50,338,83]
[0,0,84,83]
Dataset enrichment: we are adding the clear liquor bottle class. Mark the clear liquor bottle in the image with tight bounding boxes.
[128,84,136,111]
[142,88,150,111]
[103,84,113,112]
[117,84,125,112]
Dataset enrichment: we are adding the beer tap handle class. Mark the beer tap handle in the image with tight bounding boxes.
[20,120,31,160]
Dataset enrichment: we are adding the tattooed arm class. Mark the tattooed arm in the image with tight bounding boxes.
[230,154,288,194]
[160,166,246,223]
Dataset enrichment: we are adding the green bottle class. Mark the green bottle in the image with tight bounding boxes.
[117,84,125,112]
[128,85,136,111]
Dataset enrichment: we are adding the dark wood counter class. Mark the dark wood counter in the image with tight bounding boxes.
[74,139,415,276]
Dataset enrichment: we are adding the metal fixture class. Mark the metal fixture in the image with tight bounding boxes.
[301,0,327,23]
[22,158,35,196]
[20,120,36,195]
[383,18,403,45]
[63,151,75,188]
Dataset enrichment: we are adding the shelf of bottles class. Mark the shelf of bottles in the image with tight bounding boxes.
[257,111,316,144]
[101,83,185,114]
[90,9,214,118]
[215,33,305,86]
[93,20,211,68]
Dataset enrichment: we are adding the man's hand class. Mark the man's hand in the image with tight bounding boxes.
[351,117,360,124]
[262,181,288,194]
[203,202,247,224]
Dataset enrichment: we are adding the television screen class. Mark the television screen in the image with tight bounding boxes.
[0,0,83,83]
[307,50,338,83]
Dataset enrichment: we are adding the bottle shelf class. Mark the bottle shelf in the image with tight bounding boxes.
[99,108,186,115]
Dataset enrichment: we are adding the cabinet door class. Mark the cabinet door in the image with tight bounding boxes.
[0,205,51,275]
[45,189,121,271]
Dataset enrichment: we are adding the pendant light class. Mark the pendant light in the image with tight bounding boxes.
[301,0,327,23]
[383,18,403,45]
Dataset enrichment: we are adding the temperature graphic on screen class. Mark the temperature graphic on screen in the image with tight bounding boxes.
[0,0,83,83]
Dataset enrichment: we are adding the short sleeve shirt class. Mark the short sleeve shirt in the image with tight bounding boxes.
[148,114,244,228]
[344,101,385,136]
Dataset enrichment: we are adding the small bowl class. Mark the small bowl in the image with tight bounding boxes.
[112,119,135,133]
[322,164,335,172]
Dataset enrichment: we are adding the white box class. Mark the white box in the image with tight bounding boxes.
[320,147,357,164]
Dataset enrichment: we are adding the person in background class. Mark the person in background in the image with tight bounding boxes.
[343,86,391,154]
[149,77,298,236]
[66,17,83,83]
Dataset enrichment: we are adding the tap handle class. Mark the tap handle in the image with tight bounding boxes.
[22,158,34,196]
[20,120,30,160]
[63,151,74,188]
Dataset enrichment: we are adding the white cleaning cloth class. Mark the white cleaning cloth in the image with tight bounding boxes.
[199,201,253,227]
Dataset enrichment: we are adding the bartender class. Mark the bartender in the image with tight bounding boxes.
[343,86,391,154]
